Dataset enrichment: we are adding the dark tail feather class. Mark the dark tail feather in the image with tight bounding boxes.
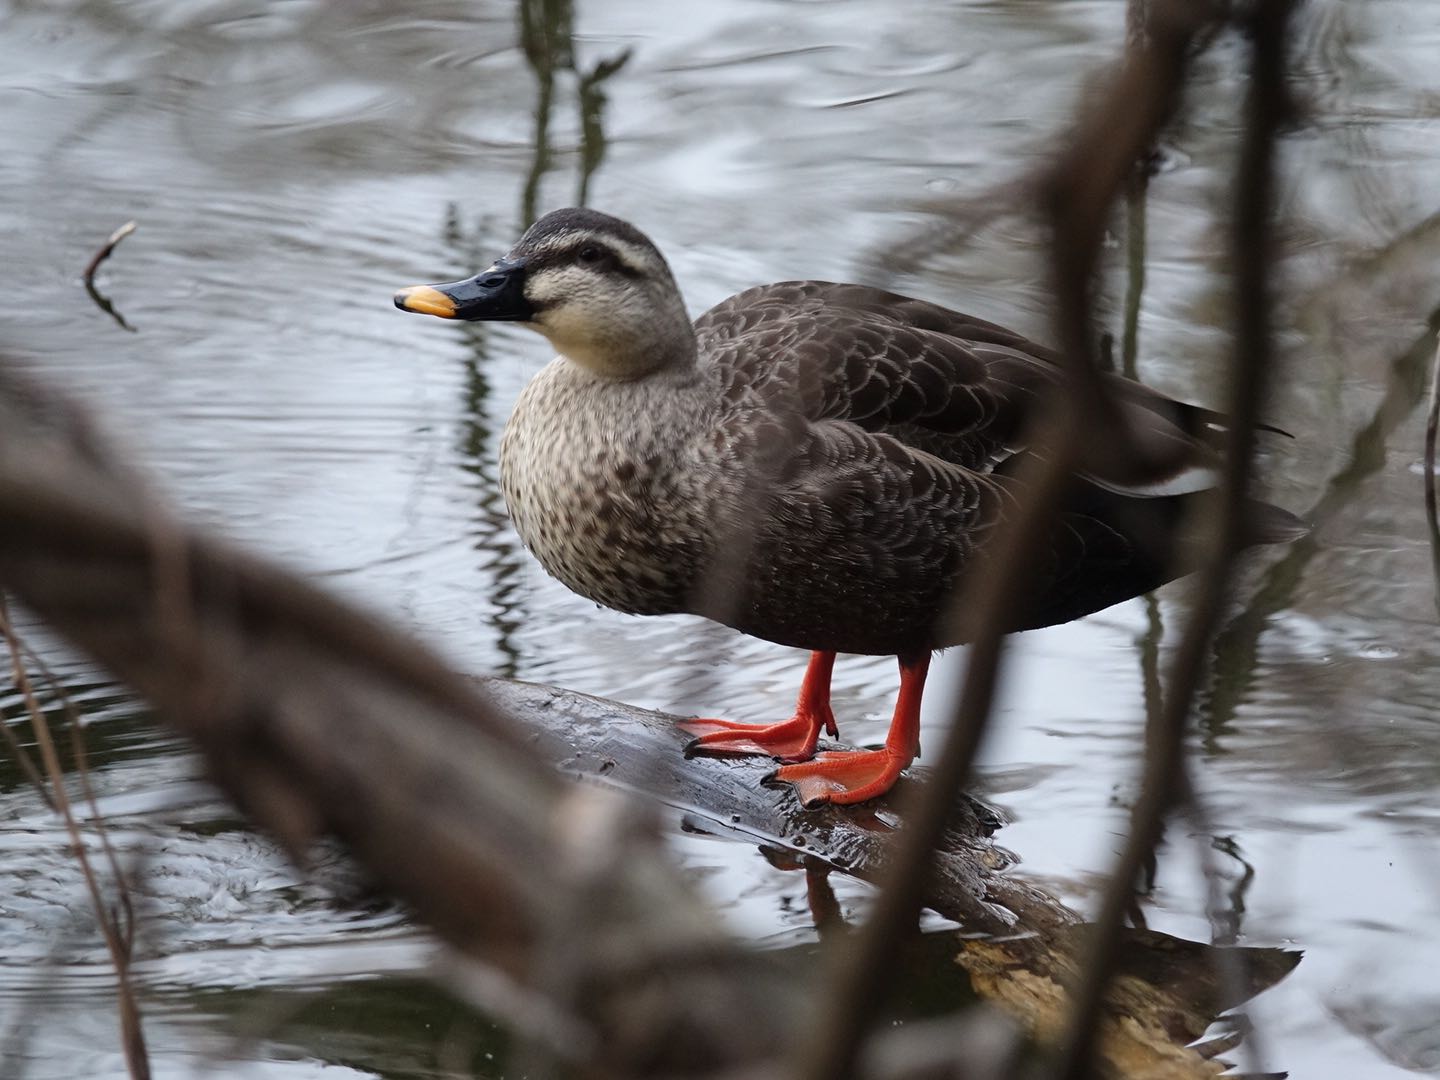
[1000,487,1309,635]
[1241,499,1309,546]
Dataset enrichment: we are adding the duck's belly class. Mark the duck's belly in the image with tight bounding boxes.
[706,522,967,657]
[498,366,709,616]
[497,359,991,654]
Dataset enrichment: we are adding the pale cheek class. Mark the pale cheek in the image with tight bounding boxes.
[541,307,620,347]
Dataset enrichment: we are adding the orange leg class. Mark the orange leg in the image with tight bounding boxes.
[678,651,838,762]
[767,652,930,808]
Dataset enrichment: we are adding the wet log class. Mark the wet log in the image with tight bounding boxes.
[487,677,1074,936]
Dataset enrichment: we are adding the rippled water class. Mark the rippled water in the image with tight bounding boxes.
[3,1,1440,1076]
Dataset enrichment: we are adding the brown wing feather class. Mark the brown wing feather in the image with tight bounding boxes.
[697,281,1231,491]
[688,280,1296,654]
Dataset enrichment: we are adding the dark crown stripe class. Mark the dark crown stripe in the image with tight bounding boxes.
[518,207,664,261]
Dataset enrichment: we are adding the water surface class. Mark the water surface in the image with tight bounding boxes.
[3,1,1440,1076]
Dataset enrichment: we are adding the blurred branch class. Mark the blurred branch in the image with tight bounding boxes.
[796,6,1227,1080]
[0,362,795,1077]
[0,352,1298,1078]
[1205,306,1440,733]
[1053,1,1298,1076]
[1,358,1130,1079]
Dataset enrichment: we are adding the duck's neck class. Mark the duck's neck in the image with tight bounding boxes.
[543,296,697,380]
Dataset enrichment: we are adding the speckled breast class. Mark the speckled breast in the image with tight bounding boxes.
[498,359,714,616]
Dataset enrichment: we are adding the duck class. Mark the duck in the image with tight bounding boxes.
[394,207,1302,808]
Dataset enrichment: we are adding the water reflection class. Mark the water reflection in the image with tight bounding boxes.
[517,0,629,225]
[1202,307,1440,744]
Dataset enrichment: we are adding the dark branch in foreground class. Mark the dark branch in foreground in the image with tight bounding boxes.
[0,363,793,1077]
[796,5,1228,1079]
[1053,2,1298,1077]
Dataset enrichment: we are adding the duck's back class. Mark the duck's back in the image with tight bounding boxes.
[695,281,1062,474]
[686,282,1282,655]
[685,282,1057,655]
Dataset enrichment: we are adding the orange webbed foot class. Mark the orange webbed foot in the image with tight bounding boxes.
[764,748,909,807]
[678,706,834,763]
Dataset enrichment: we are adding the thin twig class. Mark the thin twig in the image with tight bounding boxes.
[4,623,142,957]
[0,606,57,805]
[1051,2,1296,1076]
[82,221,137,287]
[0,596,151,1079]
[82,221,138,332]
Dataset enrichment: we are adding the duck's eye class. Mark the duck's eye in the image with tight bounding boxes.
[576,245,604,265]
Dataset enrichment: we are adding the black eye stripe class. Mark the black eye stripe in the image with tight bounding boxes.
[607,256,644,280]
[530,241,645,279]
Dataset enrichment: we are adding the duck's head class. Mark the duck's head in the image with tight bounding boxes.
[395,207,695,379]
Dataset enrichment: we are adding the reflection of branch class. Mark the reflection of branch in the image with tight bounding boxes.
[1204,308,1440,735]
[1054,3,1297,1076]
[518,0,567,225]
[1207,835,1256,945]
[82,220,138,332]
[1425,334,1440,616]
[960,925,1298,1078]
[576,50,631,207]
[518,0,627,222]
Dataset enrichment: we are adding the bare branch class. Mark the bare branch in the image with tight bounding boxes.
[0,361,796,1077]
[0,598,151,1079]
[1052,2,1299,1076]
[80,220,138,332]
[793,6,1228,1079]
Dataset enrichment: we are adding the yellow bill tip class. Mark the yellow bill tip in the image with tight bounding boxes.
[393,285,458,319]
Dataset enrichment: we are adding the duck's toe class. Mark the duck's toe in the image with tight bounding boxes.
[767,748,908,807]
[677,713,824,762]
